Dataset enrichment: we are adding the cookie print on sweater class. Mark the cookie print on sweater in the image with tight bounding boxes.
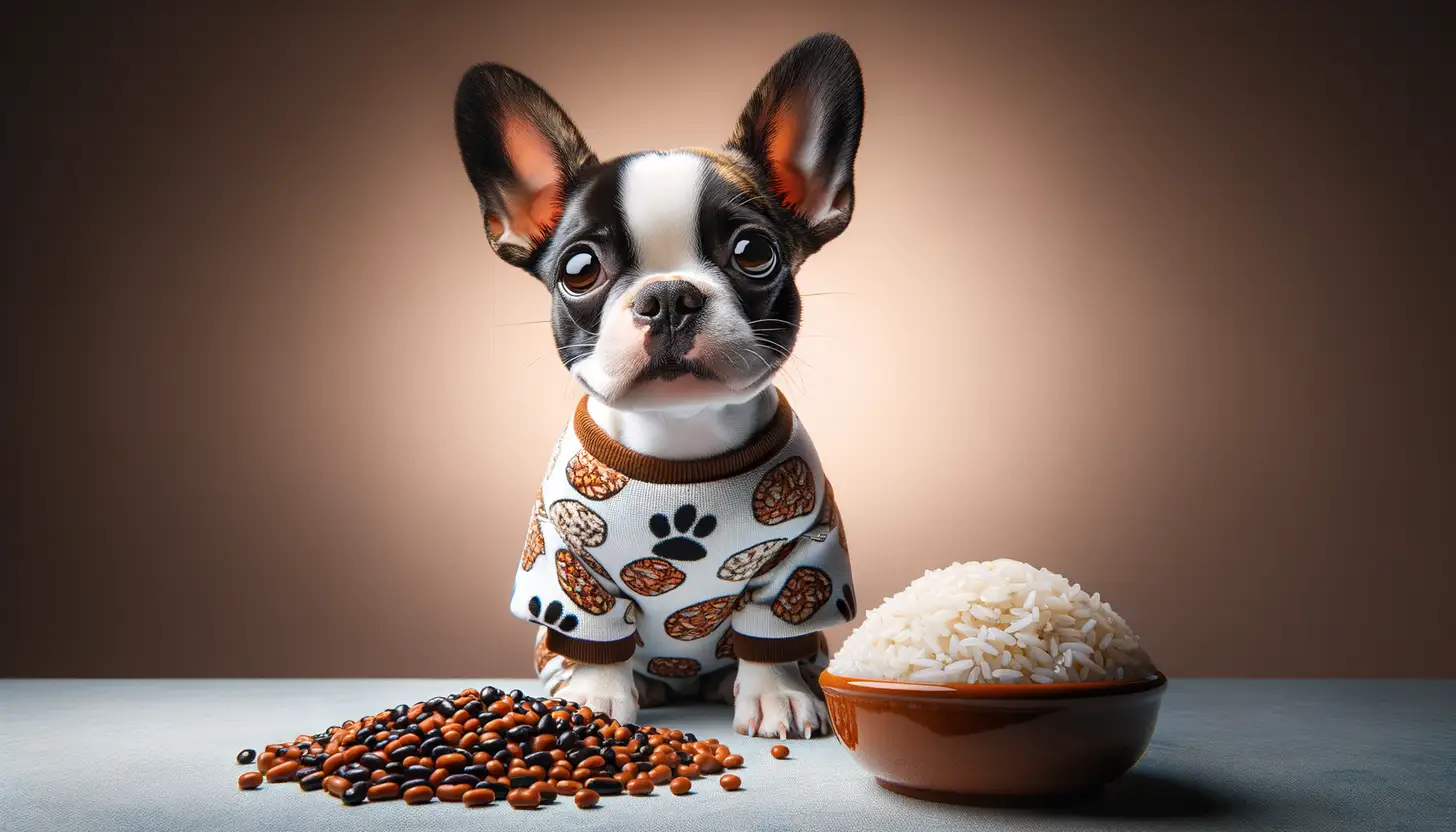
[753,456,816,525]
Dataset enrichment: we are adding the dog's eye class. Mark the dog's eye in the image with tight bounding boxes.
[731,231,778,278]
[558,246,602,294]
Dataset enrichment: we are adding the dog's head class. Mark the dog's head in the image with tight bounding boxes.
[454,34,864,411]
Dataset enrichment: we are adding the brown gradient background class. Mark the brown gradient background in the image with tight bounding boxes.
[3,1,1452,679]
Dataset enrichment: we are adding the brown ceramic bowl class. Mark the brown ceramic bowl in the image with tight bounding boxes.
[820,669,1168,804]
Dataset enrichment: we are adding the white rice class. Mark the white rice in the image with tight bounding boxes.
[827,559,1158,684]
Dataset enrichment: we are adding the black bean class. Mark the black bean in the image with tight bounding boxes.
[400,778,430,791]
[585,778,624,796]
[508,689,525,702]
[566,747,591,766]
[633,731,649,744]
[405,765,433,780]
[301,754,323,767]
[510,774,540,789]
[392,717,409,730]
[572,724,594,739]
[630,752,648,764]
[424,727,444,741]
[678,752,694,766]
[536,785,558,804]
[481,686,503,702]
[570,713,585,726]
[532,701,550,715]
[360,753,388,771]
[295,766,320,781]
[236,749,256,765]
[391,704,409,719]
[342,782,369,806]
[523,751,553,769]
[683,733,697,742]
[299,772,326,792]
[388,744,419,763]
[622,723,639,733]
[464,701,483,716]
[376,774,406,787]
[480,738,508,756]
[441,773,480,787]
[492,748,514,764]
[339,764,371,783]
[506,725,537,742]
[463,764,491,779]
[485,781,510,799]
[384,762,406,775]
[556,731,579,751]
[420,738,444,756]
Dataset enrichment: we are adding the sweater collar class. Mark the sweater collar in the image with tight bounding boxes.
[573,388,794,485]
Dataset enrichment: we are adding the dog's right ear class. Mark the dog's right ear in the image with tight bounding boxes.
[455,64,597,269]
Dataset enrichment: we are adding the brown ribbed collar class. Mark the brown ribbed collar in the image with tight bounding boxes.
[573,389,794,484]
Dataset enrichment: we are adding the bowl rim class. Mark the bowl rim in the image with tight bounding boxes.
[819,669,1168,700]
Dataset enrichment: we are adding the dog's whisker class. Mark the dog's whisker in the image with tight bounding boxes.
[799,291,858,297]
[494,319,552,327]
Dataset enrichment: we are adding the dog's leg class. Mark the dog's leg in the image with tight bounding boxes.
[731,660,830,739]
[555,660,639,724]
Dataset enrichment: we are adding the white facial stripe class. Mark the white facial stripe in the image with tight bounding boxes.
[619,153,708,273]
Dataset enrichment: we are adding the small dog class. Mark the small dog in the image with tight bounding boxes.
[454,33,863,738]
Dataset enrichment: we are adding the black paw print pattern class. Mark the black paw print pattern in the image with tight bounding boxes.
[527,594,579,633]
[649,504,717,562]
[835,583,857,622]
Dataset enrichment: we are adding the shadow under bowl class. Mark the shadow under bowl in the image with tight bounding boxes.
[820,669,1168,804]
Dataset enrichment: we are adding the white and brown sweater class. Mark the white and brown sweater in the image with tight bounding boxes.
[510,388,854,688]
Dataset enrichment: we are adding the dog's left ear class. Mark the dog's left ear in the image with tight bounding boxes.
[727,33,865,252]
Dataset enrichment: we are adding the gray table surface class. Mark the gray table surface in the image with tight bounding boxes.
[1,678,1451,831]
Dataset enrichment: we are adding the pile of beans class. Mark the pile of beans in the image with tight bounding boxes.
[234,685,751,809]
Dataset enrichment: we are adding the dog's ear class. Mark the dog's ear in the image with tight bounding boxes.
[727,33,865,251]
[455,64,597,268]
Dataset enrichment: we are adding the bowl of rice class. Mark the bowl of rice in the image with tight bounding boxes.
[821,558,1167,803]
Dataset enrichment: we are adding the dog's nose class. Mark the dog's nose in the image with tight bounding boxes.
[632,280,704,333]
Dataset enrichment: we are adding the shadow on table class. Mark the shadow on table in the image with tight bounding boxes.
[968,772,1246,820]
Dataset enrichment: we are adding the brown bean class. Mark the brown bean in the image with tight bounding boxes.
[265,761,300,783]
[532,734,555,752]
[719,774,742,791]
[459,732,480,749]
[530,781,558,805]
[669,776,692,795]
[770,744,790,759]
[428,768,449,786]
[698,756,723,775]
[435,752,466,771]
[324,775,351,797]
[320,753,346,775]
[677,764,699,778]
[554,780,582,796]
[436,783,468,802]
[237,771,263,790]
[370,770,387,783]
[366,782,401,801]
[403,785,434,805]
[255,751,276,773]
[649,764,673,785]
[507,788,539,810]
[580,755,606,770]
[574,788,600,809]
[626,777,654,796]
[462,788,495,807]
[723,754,745,769]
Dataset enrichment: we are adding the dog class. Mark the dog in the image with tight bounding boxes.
[454,33,863,739]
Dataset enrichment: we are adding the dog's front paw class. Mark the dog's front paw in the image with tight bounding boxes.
[732,660,830,739]
[556,661,639,725]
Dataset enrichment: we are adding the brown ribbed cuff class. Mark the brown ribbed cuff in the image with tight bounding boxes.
[574,389,794,484]
[546,630,637,665]
[731,630,822,664]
